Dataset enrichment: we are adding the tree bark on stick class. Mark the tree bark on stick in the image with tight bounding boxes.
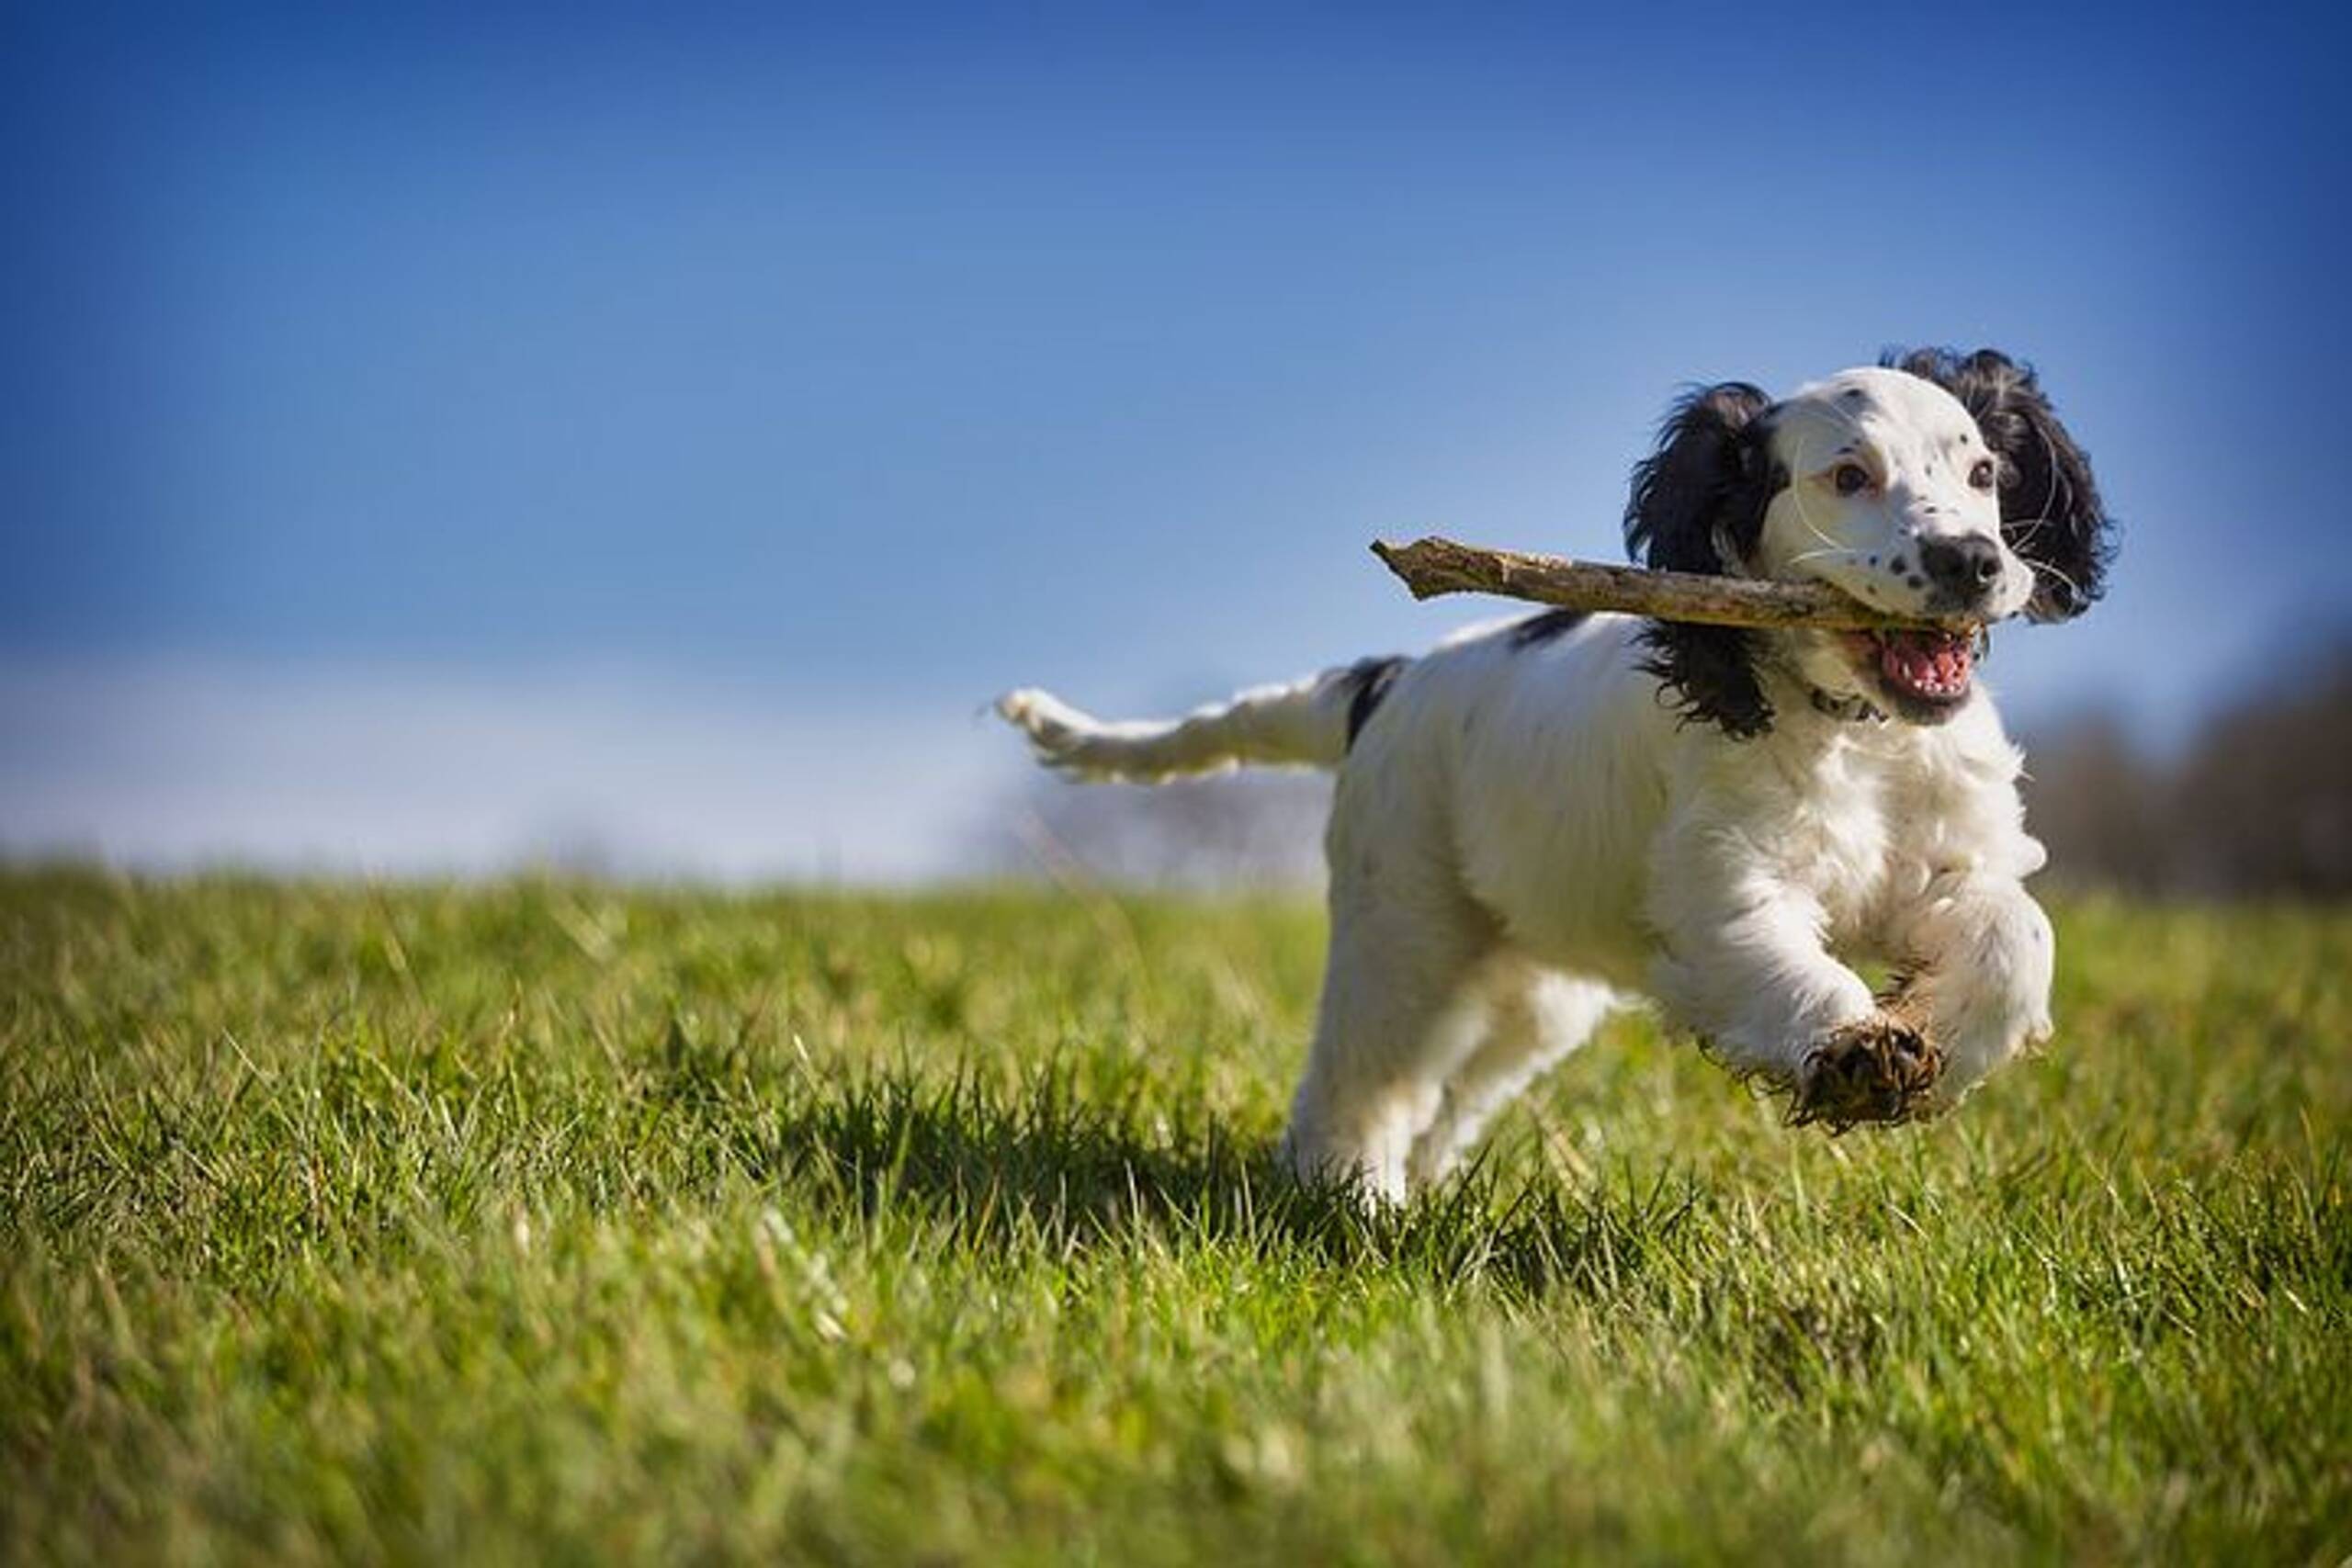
[1370,536,1976,634]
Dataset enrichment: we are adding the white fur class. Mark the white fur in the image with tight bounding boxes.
[1000,367,2059,1203]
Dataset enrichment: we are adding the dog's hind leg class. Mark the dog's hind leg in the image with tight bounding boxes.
[1406,964,1619,1190]
[1278,893,1493,1206]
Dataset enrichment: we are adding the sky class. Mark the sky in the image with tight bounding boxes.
[5,2,2346,881]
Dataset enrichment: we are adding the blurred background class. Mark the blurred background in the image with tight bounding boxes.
[6,3,2346,895]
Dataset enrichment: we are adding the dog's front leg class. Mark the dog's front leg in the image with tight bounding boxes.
[1882,873,2055,1111]
[1645,838,1937,1127]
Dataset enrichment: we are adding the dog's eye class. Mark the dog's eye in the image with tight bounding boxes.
[1831,463,1871,496]
[1969,457,1997,491]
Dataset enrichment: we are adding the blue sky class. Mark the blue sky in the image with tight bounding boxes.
[5,3,2346,878]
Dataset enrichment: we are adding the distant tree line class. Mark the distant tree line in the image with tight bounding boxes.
[2021,645,2351,898]
[988,648,2352,900]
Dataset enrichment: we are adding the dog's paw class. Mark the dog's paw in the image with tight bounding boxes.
[1791,1014,1942,1132]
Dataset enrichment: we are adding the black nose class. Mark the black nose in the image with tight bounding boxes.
[1919,536,2004,601]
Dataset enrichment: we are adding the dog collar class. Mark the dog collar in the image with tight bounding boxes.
[1765,646,1886,726]
[1808,686,1886,725]
[1718,547,1896,728]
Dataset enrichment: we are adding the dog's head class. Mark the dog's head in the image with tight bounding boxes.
[1623,348,2111,737]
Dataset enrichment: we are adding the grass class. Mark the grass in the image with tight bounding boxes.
[2,868,2347,1564]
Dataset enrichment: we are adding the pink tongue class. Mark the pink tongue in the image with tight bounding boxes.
[1883,633,1970,691]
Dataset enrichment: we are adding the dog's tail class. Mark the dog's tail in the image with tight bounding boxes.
[995,656,1407,782]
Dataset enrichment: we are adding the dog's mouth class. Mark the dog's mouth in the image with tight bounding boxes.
[1839,626,1977,715]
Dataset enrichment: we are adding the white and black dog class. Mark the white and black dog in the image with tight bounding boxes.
[1000,348,2111,1202]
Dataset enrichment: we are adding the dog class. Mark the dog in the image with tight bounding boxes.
[999,348,2111,1203]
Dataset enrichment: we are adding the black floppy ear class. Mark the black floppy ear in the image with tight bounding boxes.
[1883,346,2113,621]
[1623,382,1780,739]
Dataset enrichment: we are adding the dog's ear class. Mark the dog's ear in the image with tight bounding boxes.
[1883,346,2113,620]
[1623,382,1780,739]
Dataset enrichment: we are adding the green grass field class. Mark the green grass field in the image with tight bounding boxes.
[3,870,2346,1563]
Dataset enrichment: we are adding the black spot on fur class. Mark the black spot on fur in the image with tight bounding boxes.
[1623,382,1779,739]
[1508,608,1589,649]
[1890,554,1907,573]
[1883,345,2114,620]
[1341,656,1406,750]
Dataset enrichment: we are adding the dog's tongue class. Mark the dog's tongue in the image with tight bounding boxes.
[1880,629,1973,696]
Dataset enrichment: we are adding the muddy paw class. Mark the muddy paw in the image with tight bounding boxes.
[1792,1014,1942,1132]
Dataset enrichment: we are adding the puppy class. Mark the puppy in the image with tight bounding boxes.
[1001,348,2111,1202]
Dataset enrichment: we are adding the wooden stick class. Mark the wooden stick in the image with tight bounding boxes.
[1370,536,1977,634]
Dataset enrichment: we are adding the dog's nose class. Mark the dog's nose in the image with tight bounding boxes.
[1918,536,2003,602]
